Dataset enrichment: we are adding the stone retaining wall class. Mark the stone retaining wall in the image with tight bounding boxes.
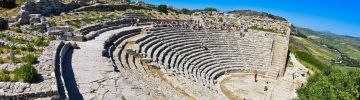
[19,1,81,24]
[0,90,59,100]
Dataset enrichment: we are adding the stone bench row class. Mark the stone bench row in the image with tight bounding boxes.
[103,28,142,57]
[75,18,153,36]
[138,28,248,88]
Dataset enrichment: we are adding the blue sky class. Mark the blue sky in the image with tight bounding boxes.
[141,0,360,37]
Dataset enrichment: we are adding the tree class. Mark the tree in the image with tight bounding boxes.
[0,0,16,8]
[157,4,168,14]
[204,7,218,12]
[180,8,191,15]
[0,17,8,31]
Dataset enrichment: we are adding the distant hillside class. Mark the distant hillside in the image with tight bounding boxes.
[290,27,360,99]
[297,27,360,67]
[228,10,287,21]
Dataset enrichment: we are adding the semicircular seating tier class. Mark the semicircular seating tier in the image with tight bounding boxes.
[106,26,281,89]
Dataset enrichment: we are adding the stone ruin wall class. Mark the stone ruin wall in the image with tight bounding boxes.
[269,25,291,76]
[240,22,291,77]
[18,0,81,24]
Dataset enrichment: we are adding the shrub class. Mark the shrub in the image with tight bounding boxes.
[0,69,11,82]
[204,7,218,12]
[2,69,9,74]
[25,44,35,52]
[0,58,4,64]
[0,74,10,82]
[14,64,38,83]
[49,20,57,27]
[48,36,56,40]
[39,27,45,33]
[21,54,38,64]
[9,45,16,50]
[297,68,360,99]
[15,27,22,33]
[8,50,16,63]
[180,8,191,15]
[0,32,5,38]
[68,20,81,28]
[157,4,168,14]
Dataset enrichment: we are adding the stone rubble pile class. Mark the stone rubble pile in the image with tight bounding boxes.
[18,0,81,25]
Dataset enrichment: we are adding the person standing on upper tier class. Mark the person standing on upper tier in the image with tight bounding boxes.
[136,18,140,26]
[254,72,258,82]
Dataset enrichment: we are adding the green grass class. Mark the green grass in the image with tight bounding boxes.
[289,36,337,68]
[291,34,360,99]
[298,27,360,62]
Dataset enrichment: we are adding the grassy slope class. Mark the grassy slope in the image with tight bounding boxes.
[290,27,360,71]
[291,28,360,99]
[298,27,360,61]
[289,36,336,72]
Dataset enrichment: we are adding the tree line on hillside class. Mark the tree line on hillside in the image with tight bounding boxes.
[156,4,218,15]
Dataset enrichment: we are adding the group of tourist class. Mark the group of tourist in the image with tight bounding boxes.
[130,18,141,26]
[254,72,270,92]
[149,19,247,33]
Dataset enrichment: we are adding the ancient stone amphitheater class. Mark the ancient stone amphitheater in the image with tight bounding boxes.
[49,17,292,99]
[1,1,304,100]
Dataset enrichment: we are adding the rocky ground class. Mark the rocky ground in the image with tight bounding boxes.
[0,41,58,98]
